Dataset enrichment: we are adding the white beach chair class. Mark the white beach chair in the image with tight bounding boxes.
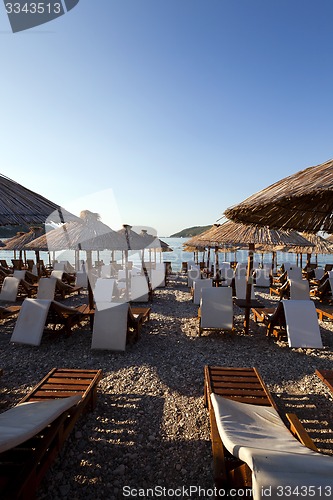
[219,267,234,286]
[10,299,52,346]
[187,266,200,287]
[219,262,231,271]
[253,268,270,287]
[235,263,247,276]
[192,278,212,305]
[100,264,112,279]
[91,302,129,351]
[151,264,166,289]
[287,266,302,281]
[13,270,26,280]
[93,278,115,303]
[199,287,233,335]
[210,393,333,499]
[53,262,66,271]
[314,268,325,280]
[130,275,149,302]
[75,271,88,288]
[50,270,64,280]
[289,279,310,300]
[282,300,323,348]
[36,277,57,300]
[0,394,81,454]
[234,275,255,300]
[0,277,20,302]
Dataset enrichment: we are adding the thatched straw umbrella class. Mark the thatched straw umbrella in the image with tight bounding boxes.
[26,211,128,307]
[285,232,333,267]
[224,158,333,233]
[26,211,127,254]
[192,220,312,333]
[0,173,78,226]
[139,229,172,264]
[3,226,45,264]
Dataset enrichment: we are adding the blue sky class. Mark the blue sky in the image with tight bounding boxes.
[1,0,333,236]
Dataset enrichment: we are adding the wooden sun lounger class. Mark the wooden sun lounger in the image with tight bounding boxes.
[204,366,318,491]
[0,368,102,499]
[315,369,333,393]
[130,306,151,323]
[0,305,21,320]
[251,307,276,325]
[316,305,333,322]
[55,279,82,299]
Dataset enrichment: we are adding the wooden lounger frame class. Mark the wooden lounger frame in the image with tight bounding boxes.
[316,306,333,322]
[204,366,318,492]
[0,368,102,499]
[315,369,333,393]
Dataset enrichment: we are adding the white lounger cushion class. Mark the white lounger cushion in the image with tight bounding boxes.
[37,277,57,300]
[282,300,323,348]
[287,266,303,280]
[151,268,165,289]
[93,278,115,302]
[0,277,20,302]
[0,395,81,453]
[211,394,333,500]
[75,271,88,288]
[130,275,149,302]
[13,270,26,280]
[235,275,255,300]
[91,302,128,351]
[10,299,52,346]
[200,287,233,330]
[50,270,64,280]
[254,269,270,287]
[192,278,212,305]
[289,279,310,300]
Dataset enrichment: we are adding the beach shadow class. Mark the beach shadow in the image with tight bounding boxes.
[275,391,333,455]
[37,392,214,499]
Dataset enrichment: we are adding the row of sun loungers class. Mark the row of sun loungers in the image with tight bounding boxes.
[2,364,332,499]
[1,265,333,497]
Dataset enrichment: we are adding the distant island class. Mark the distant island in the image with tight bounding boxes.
[170,225,212,238]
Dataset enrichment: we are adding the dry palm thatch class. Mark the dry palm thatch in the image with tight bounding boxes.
[139,230,173,252]
[285,232,333,255]
[117,225,146,251]
[224,158,333,233]
[189,220,313,249]
[0,173,78,225]
[3,227,44,251]
[25,211,127,252]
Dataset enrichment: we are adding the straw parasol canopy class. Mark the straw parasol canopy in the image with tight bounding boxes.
[286,232,333,255]
[224,158,333,233]
[191,220,313,334]
[117,225,146,251]
[0,173,78,225]
[25,211,127,252]
[3,226,45,251]
[190,221,312,248]
[139,230,173,252]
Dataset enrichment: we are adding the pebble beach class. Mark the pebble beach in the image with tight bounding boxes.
[1,272,333,499]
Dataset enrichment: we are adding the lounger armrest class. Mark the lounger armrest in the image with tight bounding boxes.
[285,413,318,452]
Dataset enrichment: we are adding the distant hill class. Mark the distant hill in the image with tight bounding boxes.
[170,225,212,238]
[0,225,30,239]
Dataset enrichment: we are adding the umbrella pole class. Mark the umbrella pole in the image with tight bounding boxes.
[244,243,254,334]
[85,250,94,310]
[215,245,219,280]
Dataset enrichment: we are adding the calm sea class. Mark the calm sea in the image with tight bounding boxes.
[0,236,332,272]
